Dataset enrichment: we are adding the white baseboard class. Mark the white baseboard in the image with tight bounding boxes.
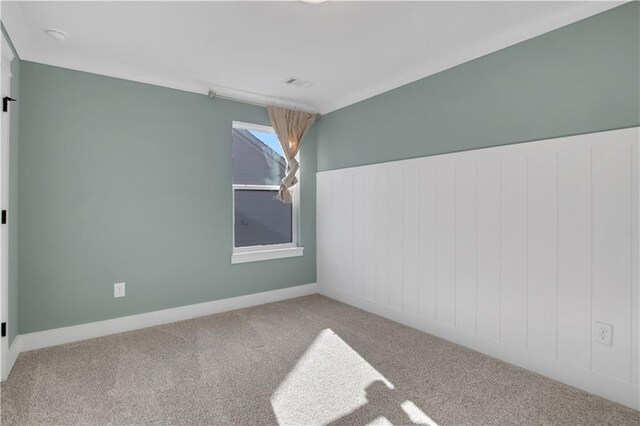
[319,284,640,411]
[6,281,638,410]
[3,336,22,381]
[7,283,316,369]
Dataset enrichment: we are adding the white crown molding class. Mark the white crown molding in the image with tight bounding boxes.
[1,26,14,74]
[318,1,627,114]
[22,45,319,112]
[1,2,628,115]
[0,1,31,59]
[1,2,318,112]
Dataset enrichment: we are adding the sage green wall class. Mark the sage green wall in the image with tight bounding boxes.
[18,62,316,334]
[317,2,640,171]
[1,23,20,345]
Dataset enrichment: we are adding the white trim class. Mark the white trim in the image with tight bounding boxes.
[320,1,625,113]
[1,38,15,69]
[1,3,317,114]
[232,121,301,258]
[0,2,623,114]
[319,126,640,176]
[231,246,304,264]
[3,336,20,381]
[319,285,640,411]
[0,31,13,384]
[233,242,297,254]
[0,1,30,60]
[232,121,276,134]
[9,283,316,358]
[233,184,279,191]
[636,136,640,408]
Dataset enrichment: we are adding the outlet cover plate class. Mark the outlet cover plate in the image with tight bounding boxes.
[114,282,125,298]
[595,321,613,346]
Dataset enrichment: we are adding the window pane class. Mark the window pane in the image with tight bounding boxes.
[234,189,292,247]
[232,128,285,185]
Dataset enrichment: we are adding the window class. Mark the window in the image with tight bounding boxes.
[231,121,303,264]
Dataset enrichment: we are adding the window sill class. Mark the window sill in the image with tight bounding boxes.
[231,247,304,264]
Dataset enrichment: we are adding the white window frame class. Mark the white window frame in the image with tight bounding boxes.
[231,121,303,264]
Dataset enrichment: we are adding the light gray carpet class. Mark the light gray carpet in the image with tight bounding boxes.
[1,295,638,425]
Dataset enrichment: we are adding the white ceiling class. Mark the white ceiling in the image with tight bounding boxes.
[1,1,624,114]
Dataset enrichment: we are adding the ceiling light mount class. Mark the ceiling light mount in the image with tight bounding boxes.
[44,29,68,41]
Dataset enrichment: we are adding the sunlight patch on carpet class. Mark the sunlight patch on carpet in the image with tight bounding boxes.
[401,400,438,425]
[270,328,437,425]
[271,329,392,424]
[368,416,393,426]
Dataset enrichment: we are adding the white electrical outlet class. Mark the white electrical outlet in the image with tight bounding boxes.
[114,282,125,298]
[595,321,613,346]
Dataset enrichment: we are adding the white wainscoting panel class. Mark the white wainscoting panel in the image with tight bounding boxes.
[317,127,640,409]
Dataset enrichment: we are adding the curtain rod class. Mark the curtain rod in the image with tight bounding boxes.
[207,89,320,117]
